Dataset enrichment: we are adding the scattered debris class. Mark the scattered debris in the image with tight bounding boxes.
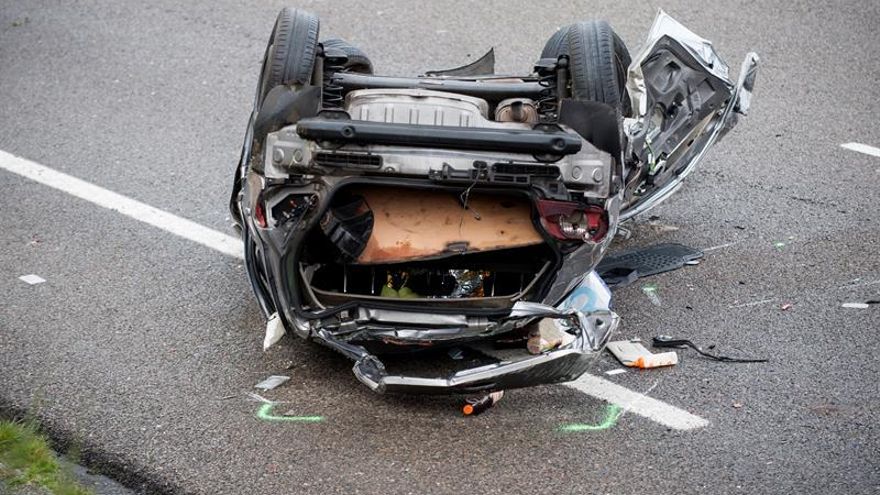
[653,336,767,363]
[597,243,703,289]
[773,241,786,251]
[641,283,662,306]
[462,391,504,416]
[254,375,291,391]
[447,347,464,360]
[732,402,743,409]
[604,368,626,376]
[263,313,286,350]
[18,274,46,285]
[607,340,678,369]
[780,303,793,311]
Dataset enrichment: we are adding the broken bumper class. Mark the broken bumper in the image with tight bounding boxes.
[307,273,619,395]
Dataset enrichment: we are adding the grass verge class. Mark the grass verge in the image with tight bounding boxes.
[0,420,93,495]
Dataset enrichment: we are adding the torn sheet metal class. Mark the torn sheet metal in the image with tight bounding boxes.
[620,10,759,220]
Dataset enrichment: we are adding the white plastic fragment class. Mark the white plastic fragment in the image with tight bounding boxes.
[841,302,870,309]
[263,313,286,350]
[605,368,627,376]
[607,340,678,369]
[18,274,46,285]
[254,375,290,391]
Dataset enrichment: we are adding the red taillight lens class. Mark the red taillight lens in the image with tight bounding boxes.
[254,196,268,228]
[536,199,608,243]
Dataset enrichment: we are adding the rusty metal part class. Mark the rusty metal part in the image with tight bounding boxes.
[353,186,543,264]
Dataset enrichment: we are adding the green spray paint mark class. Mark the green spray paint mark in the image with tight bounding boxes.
[256,403,324,423]
[558,404,622,432]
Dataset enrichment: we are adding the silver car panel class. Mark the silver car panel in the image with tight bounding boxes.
[621,10,759,220]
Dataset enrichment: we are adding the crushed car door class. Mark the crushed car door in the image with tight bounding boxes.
[619,11,758,220]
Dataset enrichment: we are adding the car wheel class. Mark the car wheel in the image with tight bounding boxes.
[321,38,374,74]
[257,8,320,106]
[565,21,631,114]
[540,27,568,59]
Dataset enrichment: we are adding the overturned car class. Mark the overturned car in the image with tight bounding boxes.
[230,8,758,394]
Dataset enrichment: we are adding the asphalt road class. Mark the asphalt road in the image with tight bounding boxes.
[1,1,879,494]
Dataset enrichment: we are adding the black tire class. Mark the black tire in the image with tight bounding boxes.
[321,38,374,74]
[540,27,569,59]
[565,21,630,111]
[257,8,320,105]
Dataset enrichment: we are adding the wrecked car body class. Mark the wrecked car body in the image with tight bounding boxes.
[230,9,758,394]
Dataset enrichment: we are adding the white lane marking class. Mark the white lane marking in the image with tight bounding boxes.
[18,274,46,285]
[841,302,870,309]
[0,150,243,259]
[841,142,880,158]
[564,373,709,430]
[2,149,708,429]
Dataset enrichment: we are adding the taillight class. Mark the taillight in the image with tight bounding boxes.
[254,195,268,228]
[536,199,608,243]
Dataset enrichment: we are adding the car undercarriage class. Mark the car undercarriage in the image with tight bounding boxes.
[230,9,759,394]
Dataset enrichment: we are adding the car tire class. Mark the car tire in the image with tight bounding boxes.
[540,27,568,59]
[257,8,320,105]
[565,21,631,113]
[321,38,374,74]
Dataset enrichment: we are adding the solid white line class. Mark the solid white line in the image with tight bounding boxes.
[841,142,880,158]
[564,373,709,430]
[0,150,243,259]
[2,149,709,429]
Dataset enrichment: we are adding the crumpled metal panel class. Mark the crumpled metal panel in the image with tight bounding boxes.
[620,10,759,221]
[626,10,731,118]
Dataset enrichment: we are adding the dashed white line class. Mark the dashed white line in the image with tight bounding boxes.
[0,150,243,259]
[841,142,880,158]
[1,148,710,430]
[564,373,709,430]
